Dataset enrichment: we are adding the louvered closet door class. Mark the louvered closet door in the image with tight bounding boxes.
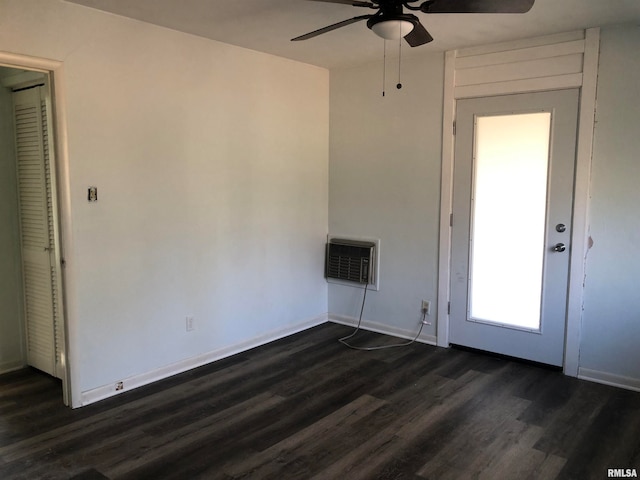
[13,86,61,379]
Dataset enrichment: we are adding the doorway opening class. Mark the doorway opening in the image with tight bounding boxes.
[0,64,68,405]
[436,29,600,377]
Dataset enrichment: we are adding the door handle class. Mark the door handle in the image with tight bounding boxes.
[552,243,566,252]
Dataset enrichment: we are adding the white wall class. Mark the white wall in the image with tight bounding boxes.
[0,84,25,373]
[0,0,329,405]
[579,24,640,385]
[328,53,444,340]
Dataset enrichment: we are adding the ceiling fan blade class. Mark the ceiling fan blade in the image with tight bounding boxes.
[423,0,535,14]
[307,0,376,7]
[292,15,373,41]
[404,21,434,47]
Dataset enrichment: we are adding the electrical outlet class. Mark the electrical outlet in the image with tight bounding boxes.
[115,381,123,391]
[421,300,431,315]
[186,316,194,332]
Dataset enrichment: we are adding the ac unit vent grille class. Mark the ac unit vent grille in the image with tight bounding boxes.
[326,239,375,284]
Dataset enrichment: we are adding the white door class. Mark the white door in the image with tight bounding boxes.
[450,89,579,366]
[13,84,64,379]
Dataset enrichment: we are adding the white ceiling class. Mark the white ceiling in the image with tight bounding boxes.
[65,0,640,69]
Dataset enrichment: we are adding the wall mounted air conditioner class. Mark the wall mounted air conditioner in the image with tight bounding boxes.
[325,237,379,289]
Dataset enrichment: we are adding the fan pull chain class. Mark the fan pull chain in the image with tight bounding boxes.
[397,28,403,90]
[382,39,387,97]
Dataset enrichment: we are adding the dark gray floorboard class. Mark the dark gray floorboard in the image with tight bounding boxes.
[1,323,638,479]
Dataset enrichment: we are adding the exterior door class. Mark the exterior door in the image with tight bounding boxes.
[13,83,64,379]
[450,89,579,366]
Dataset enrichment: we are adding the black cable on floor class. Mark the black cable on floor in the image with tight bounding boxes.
[338,283,427,351]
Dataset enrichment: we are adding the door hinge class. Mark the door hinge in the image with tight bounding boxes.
[450,213,453,227]
[447,301,451,314]
[453,121,456,135]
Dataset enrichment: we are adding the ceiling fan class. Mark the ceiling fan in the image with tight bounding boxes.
[292,0,535,46]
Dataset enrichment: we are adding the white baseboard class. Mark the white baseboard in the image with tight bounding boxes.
[329,314,438,346]
[80,313,329,407]
[0,360,26,375]
[578,367,640,392]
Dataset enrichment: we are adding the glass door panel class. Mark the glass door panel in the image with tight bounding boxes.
[469,113,551,330]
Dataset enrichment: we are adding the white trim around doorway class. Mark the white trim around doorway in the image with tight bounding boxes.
[0,51,78,407]
[436,28,601,376]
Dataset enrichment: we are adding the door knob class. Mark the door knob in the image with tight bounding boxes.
[553,243,566,252]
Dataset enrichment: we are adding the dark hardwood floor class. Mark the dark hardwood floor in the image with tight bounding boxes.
[1,323,639,479]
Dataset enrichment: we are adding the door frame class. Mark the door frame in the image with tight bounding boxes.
[0,52,76,405]
[436,29,601,376]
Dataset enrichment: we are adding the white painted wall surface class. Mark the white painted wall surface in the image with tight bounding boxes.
[0,85,25,373]
[579,24,640,384]
[0,0,328,403]
[328,54,444,338]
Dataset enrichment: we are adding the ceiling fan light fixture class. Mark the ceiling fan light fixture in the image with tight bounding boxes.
[370,19,414,40]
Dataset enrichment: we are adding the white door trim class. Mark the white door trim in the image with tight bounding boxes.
[436,28,601,375]
[563,28,600,376]
[0,51,78,406]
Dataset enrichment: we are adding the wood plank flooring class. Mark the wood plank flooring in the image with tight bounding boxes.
[1,323,639,479]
